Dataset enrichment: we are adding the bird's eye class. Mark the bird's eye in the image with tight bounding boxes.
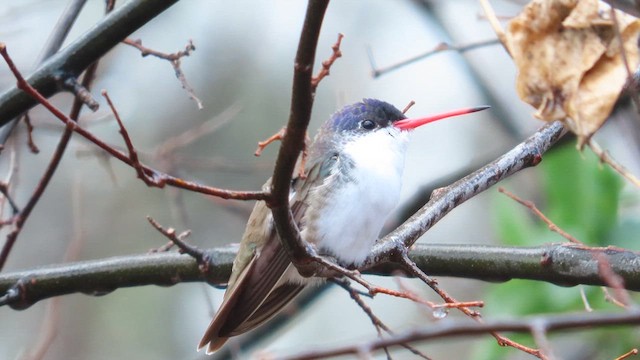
[361,119,376,130]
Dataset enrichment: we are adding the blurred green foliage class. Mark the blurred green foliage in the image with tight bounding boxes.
[472,142,638,359]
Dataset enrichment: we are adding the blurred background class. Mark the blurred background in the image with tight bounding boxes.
[0,0,638,359]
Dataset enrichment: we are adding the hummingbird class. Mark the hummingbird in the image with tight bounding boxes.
[198,99,488,353]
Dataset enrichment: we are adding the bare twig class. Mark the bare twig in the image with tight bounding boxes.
[276,310,640,360]
[0,121,74,270]
[0,0,181,124]
[0,44,268,201]
[401,100,415,114]
[498,187,583,244]
[369,38,500,78]
[254,127,310,178]
[254,127,286,157]
[331,278,432,360]
[478,0,509,55]
[610,7,640,117]
[588,140,640,188]
[123,38,203,109]
[616,348,639,360]
[593,252,632,307]
[396,251,541,357]
[22,114,39,153]
[146,216,206,266]
[311,33,343,88]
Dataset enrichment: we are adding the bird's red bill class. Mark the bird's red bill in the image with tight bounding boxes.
[394,105,490,131]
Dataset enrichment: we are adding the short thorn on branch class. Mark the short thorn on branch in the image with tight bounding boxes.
[402,100,416,114]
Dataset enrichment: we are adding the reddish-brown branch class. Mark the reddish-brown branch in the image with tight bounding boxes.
[102,90,157,186]
[331,278,431,360]
[278,309,640,360]
[22,113,39,154]
[311,33,343,88]
[616,348,639,360]
[498,187,583,244]
[254,127,286,157]
[499,187,633,308]
[394,277,483,314]
[397,251,541,358]
[255,127,310,178]
[0,44,267,202]
[593,252,632,307]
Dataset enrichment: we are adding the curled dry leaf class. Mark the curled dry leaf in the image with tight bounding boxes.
[505,0,640,147]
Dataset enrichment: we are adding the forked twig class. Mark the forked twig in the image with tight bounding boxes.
[123,38,203,109]
[397,251,542,358]
[331,278,432,360]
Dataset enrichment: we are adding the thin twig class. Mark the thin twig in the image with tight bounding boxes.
[254,127,310,178]
[311,33,343,88]
[401,100,415,114]
[616,348,639,360]
[0,44,268,201]
[123,38,203,109]
[146,216,206,265]
[0,0,180,125]
[498,187,583,244]
[22,113,39,153]
[370,38,500,78]
[397,252,541,358]
[593,252,632,307]
[331,278,432,360]
[588,140,640,188]
[276,310,640,360]
[609,7,640,117]
[478,0,510,55]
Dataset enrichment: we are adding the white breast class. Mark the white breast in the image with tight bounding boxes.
[307,128,409,266]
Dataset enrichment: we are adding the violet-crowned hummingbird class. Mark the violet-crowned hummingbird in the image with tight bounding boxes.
[198,99,488,353]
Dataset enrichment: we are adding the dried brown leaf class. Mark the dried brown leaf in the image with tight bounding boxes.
[505,0,640,146]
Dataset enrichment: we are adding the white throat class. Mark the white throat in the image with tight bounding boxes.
[310,127,410,266]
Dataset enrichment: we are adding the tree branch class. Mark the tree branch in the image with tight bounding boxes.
[277,309,640,360]
[270,0,330,272]
[367,120,568,265]
[2,243,639,310]
[0,0,179,124]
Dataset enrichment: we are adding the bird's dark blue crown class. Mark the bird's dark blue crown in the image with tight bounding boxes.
[325,99,406,132]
